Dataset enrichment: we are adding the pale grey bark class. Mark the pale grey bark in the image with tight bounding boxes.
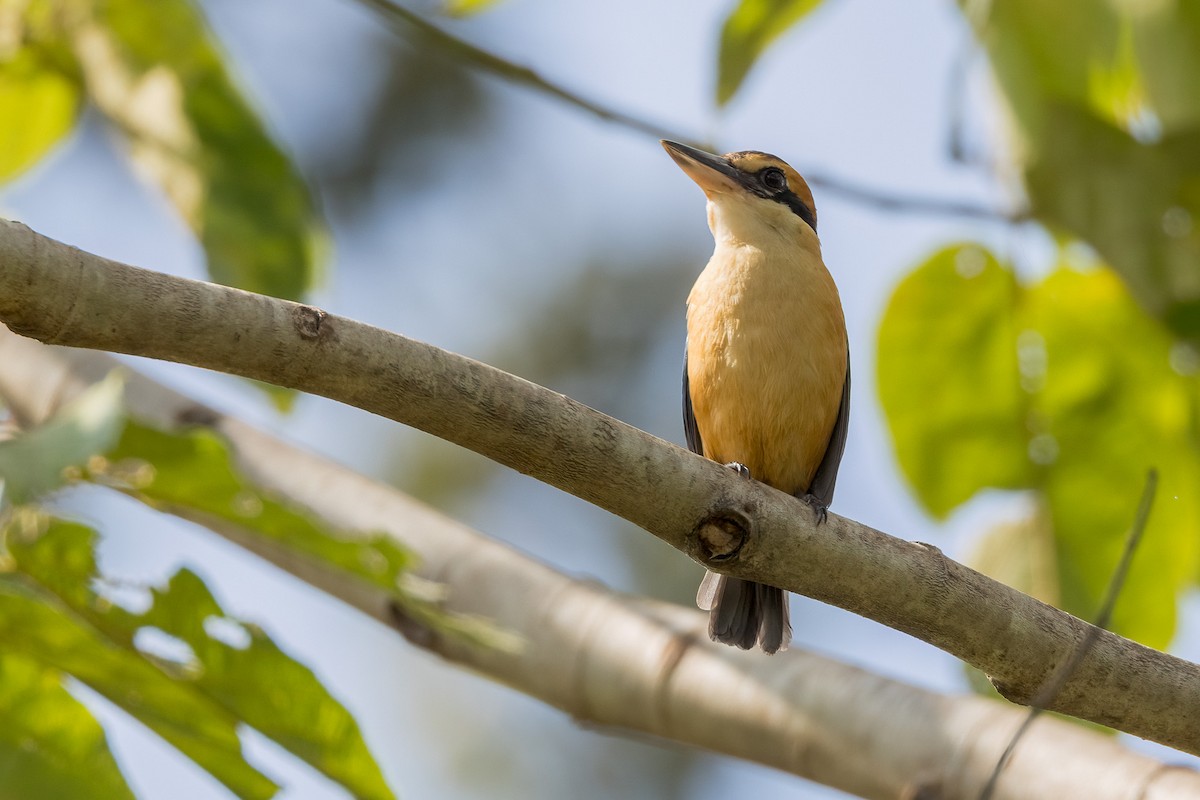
[2,217,1200,759]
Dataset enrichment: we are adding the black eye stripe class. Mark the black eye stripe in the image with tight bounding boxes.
[743,181,817,231]
[776,192,818,231]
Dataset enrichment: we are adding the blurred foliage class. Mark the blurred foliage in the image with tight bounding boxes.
[0,512,396,799]
[0,382,408,798]
[0,0,324,300]
[0,10,80,182]
[102,418,516,649]
[0,652,135,800]
[879,244,1200,648]
[963,0,1200,339]
[716,0,826,106]
[874,0,1200,655]
[0,370,124,508]
[104,421,414,587]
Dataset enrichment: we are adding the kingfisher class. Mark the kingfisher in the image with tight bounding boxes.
[663,140,850,654]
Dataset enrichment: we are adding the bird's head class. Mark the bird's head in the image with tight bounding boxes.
[662,140,817,246]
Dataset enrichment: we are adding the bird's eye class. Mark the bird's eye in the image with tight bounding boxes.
[760,167,787,192]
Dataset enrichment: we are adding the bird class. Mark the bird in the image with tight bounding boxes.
[662,139,850,655]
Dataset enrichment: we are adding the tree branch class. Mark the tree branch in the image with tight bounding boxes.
[355,0,1028,223]
[2,330,1198,800]
[1,217,1199,756]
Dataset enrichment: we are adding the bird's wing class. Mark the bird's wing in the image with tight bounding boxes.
[682,349,704,455]
[808,353,851,507]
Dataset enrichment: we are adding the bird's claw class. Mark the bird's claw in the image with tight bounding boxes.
[800,493,829,525]
[724,462,752,479]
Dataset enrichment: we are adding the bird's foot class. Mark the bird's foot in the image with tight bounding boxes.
[799,493,829,525]
[724,462,752,479]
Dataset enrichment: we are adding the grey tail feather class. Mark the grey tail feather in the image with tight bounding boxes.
[699,573,791,654]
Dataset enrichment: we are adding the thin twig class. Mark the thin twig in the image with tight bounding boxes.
[354,0,697,145]
[351,0,1029,223]
[980,469,1159,800]
[804,171,1029,222]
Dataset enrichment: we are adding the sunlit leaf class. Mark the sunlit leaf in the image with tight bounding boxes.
[961,0,1122,135]
[0,515,278,800]
[120,570,396,800]
[70,0,326,300]
[879,242,1200,647]
[0,38,81,181]
[4,512,399,800]
[962,1,1200,338]
[716,0,824,106]
[0,653,136,800]
[877,244,1031,518]
[1027,266,1199,648]
[0,371,125,506]
[1025,104,1200,339]
[103,421,413,586]
[100,419,519,652]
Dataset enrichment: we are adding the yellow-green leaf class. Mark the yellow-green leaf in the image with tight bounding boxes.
[71,0,325,300]
[716,0,824,106]
[880,241,1200,648]
[0,515,278,800]
[968,507,1059,608]
[877,244,1032,517]
[1026,266,1199,648]
[1024,104,1200,339]
[0,42,81,181]
[100,419,518,652]
[5,513,399,800]
[0,653,136,800]
[104,421,413,587]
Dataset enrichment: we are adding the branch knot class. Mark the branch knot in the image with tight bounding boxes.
[694,509,750,564]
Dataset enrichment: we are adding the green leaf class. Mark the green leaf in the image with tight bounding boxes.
[0,515,278,800]
[71,0,326,300]
[876,244,1032,517]
[716,0,824,106]
[879,242,1200,647]
[961,0,1123,136]
[104,421,412,587]
[0,371,125,506]
[1025,104,1200,339]
[126,570,396,800]
[1027,266,1199,648]
[0,653,136,800]
[961,1,1200,338]
[4,512,399,800]
[99,419,520,652]
[0,37,81,181]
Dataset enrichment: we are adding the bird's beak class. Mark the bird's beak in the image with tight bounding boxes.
[661,140,741,195]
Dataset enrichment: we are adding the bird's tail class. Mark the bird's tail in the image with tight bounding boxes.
[696,571,791,654]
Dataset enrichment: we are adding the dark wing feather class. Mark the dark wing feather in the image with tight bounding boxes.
[807,352,851,507]
[682,350,704,455]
